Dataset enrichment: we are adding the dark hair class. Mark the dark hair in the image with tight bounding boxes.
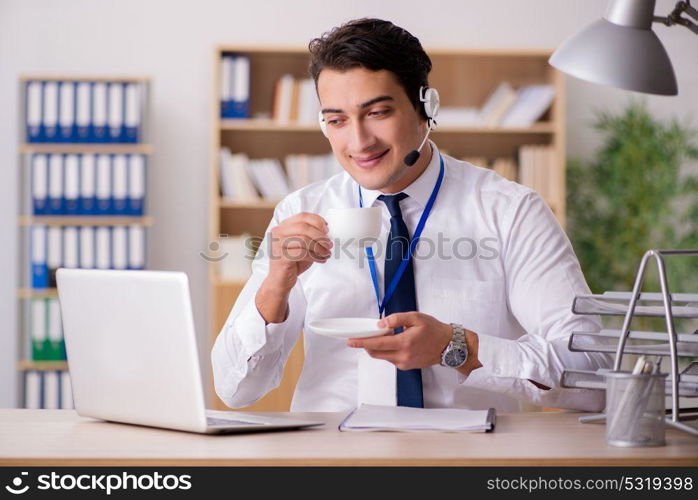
[308,18,432,120]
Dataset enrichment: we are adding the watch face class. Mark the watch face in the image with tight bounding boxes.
[445,348,467,367]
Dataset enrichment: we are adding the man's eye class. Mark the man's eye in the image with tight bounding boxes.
[369,109,390,117]
[327,118,344,126]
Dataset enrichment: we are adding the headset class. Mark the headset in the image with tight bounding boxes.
[318,86,440,167]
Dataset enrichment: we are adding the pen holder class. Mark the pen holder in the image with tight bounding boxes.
[604,371,667,447]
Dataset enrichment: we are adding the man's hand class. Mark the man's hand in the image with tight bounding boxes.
[256,212,332,324]
[346,312,482,376]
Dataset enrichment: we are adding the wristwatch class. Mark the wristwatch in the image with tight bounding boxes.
[440,323,468,368]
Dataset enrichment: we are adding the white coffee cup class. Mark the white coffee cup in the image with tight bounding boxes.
[325,207,382,246]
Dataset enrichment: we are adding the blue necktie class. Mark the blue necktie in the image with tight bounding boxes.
[378,193,424,408]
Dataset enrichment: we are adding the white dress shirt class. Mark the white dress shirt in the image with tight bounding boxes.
[211,143,611,413]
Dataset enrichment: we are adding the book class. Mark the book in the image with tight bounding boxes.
[339,404,496,433]
[479,82,518,127]
[500,85,555,127]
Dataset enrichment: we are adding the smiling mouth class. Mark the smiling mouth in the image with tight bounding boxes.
[351,149,389,168]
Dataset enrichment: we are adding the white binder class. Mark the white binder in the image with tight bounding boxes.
[48,154,63,214]
[32,154,48,214]
[79,153,96,214]
[61,372,74,409]
[128,154,145,214]
[124,83,141,142]
[111,226,128,270]
[43,81,59,141]
[95,226,111,269]
[128,225,146,269]
[25,371,42,409]
[26,81,43,141]
[47,226,62,282]
[31,299,47,358]
[92,82,108,141]
[76,82,91,141]
[62,226,79,269]
[43,371,61,410]
[95,154,111,214]
[63,154,80,214]
[79,226,95,269]
[112,154,128,214]
[59,81,75,141]
[108,82,124,142]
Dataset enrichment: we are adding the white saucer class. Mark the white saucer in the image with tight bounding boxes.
[308,317,392,339]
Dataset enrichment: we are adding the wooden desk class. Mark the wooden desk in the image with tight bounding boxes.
[0,410,696,466]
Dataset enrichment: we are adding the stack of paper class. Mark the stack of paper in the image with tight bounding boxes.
[339,404,496,433]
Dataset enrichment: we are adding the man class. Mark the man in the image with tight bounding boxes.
[212,18,610,412]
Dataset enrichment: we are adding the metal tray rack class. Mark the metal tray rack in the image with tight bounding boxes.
[561,249,698,436]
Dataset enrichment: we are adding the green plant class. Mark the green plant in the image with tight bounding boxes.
[567,100,698,298]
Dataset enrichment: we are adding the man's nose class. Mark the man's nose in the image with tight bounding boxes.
[348,120,377,152]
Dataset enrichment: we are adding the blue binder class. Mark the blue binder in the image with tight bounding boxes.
[230,56,250,118]
[31,226,48,289]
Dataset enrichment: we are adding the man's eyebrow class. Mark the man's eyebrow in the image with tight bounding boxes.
[320,95,394,114]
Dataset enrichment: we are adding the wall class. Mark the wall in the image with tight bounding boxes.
[1,0,696,407]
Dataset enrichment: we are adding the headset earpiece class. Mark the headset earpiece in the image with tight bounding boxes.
[419,86,440,129]
[318,110,329,138]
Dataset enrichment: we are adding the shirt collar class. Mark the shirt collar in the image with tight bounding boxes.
[358,141,441,209]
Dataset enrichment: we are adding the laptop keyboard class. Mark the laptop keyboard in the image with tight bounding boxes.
[206,417,267,427]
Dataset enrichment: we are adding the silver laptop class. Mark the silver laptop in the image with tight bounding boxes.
[56,268,323,434]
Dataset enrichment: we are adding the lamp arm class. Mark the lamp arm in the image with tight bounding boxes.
[654,0,698,34]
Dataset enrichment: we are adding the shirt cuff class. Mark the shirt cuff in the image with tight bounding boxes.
[234,298,293,361]
[457,332,519,384]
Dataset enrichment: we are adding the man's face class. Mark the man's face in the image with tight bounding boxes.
[317,67,427,192]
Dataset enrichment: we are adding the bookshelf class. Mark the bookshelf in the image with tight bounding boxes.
[16,75,152,409]
[209,46,566,411]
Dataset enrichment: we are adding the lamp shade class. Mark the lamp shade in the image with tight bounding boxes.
[549,16,678,95]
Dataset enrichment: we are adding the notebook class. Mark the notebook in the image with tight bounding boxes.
[339,404,496,433]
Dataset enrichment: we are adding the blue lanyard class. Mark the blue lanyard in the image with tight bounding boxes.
[359,153,445,317]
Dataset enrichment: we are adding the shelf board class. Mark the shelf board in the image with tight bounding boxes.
[216,45,554,57]
[20,144,154,155]
[212,277,248,288]
[220,119,318,132]
[220,119,554,134]
[18,215,154,226]
[17,288,58,299]
[17,360,68,372]
[219,199,278,209]
[20,75,150,83]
